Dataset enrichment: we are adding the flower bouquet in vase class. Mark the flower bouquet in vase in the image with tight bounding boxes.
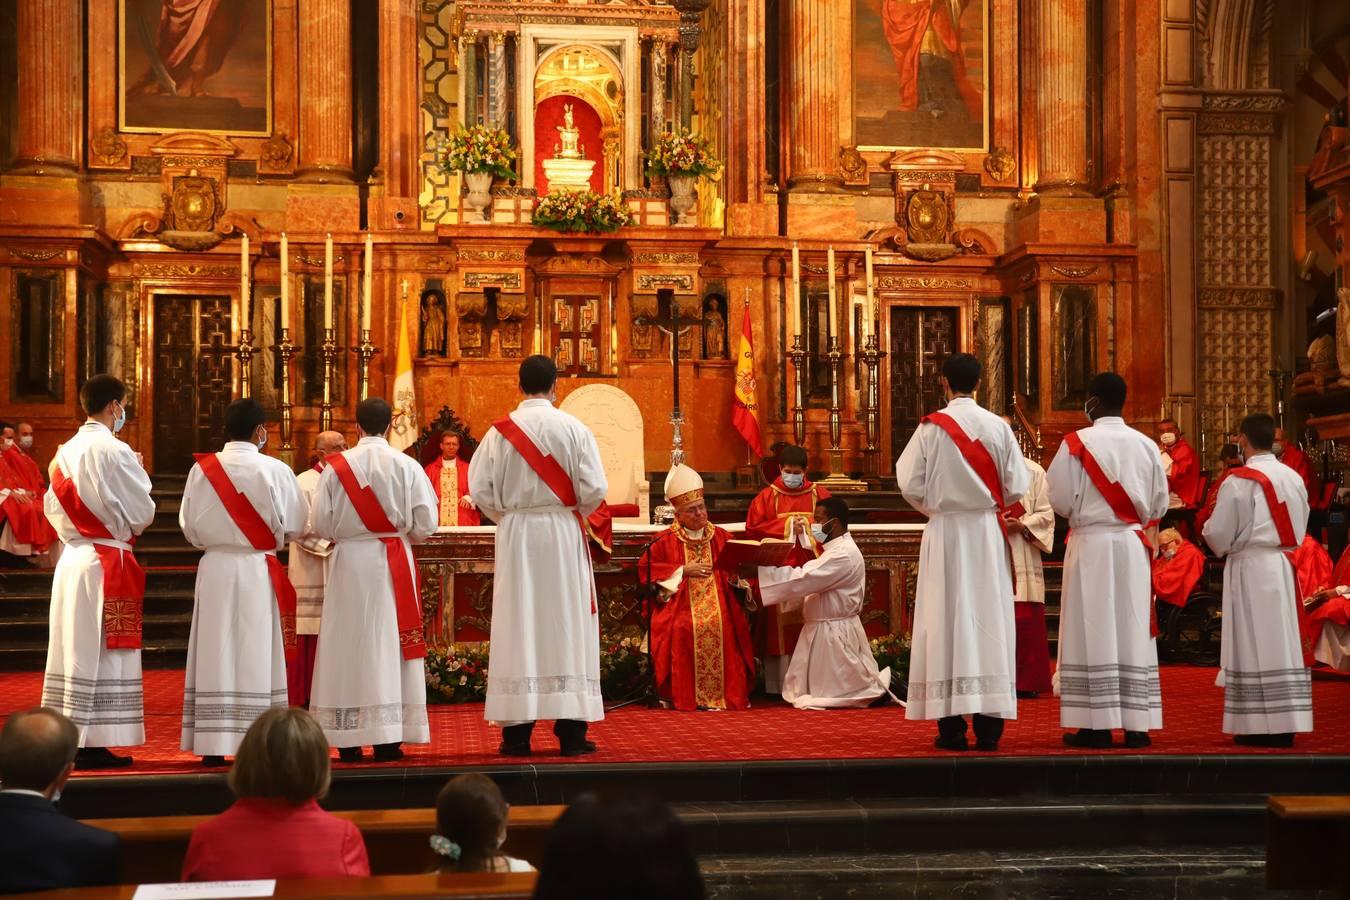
[645,129,722,226]
[532,190,633,234]
[439,125,517,222]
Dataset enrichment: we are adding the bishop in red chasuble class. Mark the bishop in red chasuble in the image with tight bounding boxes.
[643,465,755,711]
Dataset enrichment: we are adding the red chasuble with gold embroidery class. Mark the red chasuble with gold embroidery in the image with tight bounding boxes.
[745,478,830,655]
[643,524,755,711]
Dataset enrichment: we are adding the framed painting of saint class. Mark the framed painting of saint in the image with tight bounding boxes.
[118,0,272,135]
[853,0,989,152]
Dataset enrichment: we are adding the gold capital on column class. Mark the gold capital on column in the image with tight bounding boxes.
[1034,0,1089,195]
[296,0,355,183]
[786,0,842,190]
[13,0,82,175]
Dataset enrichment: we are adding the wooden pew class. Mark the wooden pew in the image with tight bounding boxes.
[85,806,563,885]
[1266,795,1350,894]
[13,872,536,900]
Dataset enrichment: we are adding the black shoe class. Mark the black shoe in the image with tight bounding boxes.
[1016,690,1038,699]
[974,741,1000,751]
[200,755,227,768]
[337,747,365,763]
[1234,733,1294,747]
[498,741,532,757]
[934,735,969,752]
[1062,729,1114,749]
[560,739,598,757]
[372,743,404,762]
[1123,731,1152,749]
[74,748,134,770]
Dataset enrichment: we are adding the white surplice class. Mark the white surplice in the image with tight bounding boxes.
[470,398,608,725]
[310,436,437,747]
[757,532,890,709]
[41,421,156,748]
[290,467,333,635]
[1009,458,1055,605]
[178,442,305,756]
[1047,417,1169,732]
[895,397,1029,721]
[1201,452,1313,734]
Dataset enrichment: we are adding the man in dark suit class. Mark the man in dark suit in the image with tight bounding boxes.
[0,708,119,893]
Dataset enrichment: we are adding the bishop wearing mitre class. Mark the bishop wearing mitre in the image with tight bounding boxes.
[642,465,756,711]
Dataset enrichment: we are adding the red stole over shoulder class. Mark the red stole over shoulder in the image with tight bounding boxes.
[923,412,1005,508]
[50,465,145,649]
[192,453,298,661]
[326,452,425,659]
[492,413,598,612]
[1227,466,1315,666]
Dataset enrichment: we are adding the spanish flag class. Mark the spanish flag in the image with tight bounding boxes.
[731,300,764,457]
[389,289,419,452]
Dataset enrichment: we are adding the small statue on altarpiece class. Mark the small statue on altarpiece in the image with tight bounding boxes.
[703,296,728,359]
[420,289,448,357]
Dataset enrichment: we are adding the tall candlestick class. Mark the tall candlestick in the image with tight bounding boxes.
[826,245,837,337]
[790,241,801,337]
[324,233,334,330]
[864,246,874,339]
[279,233,289,331]
[362,232,373,332]
[240,233,250,318]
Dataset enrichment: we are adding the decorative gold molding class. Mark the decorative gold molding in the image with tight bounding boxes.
[259,133,294,171]
[8,247,64,262]
[1198,287,1280,309]
[458,248,524,262]
[1050,264,1099,279]
[136,263,239,278]
[982,146,1016,183]
[637,272,695,291]
[91,127,128,166]
[463,270,523,290]
[295,254,345,266]
[633,251,699,265]
[876,275,973,291]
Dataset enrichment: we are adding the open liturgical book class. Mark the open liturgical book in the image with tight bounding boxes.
[714,536,798,571]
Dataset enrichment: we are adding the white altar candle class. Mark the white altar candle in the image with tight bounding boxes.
[324,233,333,331]
[240,233,249,321]
[790,241,800,338]
[864,246,874,339]
[279,233,289,331]
[827,245,837,338]
[362,232,373,332]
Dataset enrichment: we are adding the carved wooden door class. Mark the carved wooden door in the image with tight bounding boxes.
[550,294,603,376]
[889,306,959,455]
[153,295,233,473]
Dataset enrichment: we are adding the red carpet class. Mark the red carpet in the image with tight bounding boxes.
[1,666,1347,777]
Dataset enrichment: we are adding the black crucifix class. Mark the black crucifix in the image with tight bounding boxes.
[637,293,704,466]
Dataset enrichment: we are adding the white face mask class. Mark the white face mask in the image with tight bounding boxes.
[781,472,804,490]
[1272,442,1284,455]
[112,402,127,434]
[256,430,268,451]
[811,520,834,544]
[18,436,32,450]
[1160,433,1177,447]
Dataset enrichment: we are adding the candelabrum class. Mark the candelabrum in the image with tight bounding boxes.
[235,326,255,399]
[789,334,807,446]
[825,336,844,470]
[354,328,378,402]
[859,333,885,453]
[320,327,338,431]
[276,328,296,454]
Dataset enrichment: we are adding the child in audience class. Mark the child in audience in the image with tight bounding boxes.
[431,774,534,874]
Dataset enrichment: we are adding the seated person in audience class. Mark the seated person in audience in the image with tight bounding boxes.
[1306,542,1350,672]
[1152,528,1207,637]
[430,774,534,874]
[181,707,370,881]
[0,708,119,894]
[532,792,705,900]
[752,497,893,709]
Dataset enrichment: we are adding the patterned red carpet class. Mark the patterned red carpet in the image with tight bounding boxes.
[1,666,1346,777]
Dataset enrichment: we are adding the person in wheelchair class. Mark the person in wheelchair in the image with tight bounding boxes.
[1152,528,1207,641]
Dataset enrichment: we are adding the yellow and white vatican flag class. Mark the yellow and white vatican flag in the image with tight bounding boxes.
[389,290,418,452]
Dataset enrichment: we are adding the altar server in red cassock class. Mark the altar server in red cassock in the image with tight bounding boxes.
[1157,418,1200,511]
[470,356,609,756]
[1195,444,1242,535]
[425,431,480,526]
[895,354,1028,752]
[41,375,155,769]
[1274,428,1319,500]
[1047,373,1169,749]
[643,464,756,712]
[998,421,1055,697]
[179,399,305,764]
[1203,413,1314,745]
[310,398,438,762]
[744,445,829,690]
[1308,543,1350,671]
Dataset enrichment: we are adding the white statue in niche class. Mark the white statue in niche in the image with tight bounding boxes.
[556,103,583,159]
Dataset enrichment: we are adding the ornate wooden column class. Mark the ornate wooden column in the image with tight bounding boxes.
[785,0,841,191]
[12,0,81,175]
[296,0,354,183]
[1033,0,1089,195]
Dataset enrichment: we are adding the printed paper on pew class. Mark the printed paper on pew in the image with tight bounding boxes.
[133,880,277,900]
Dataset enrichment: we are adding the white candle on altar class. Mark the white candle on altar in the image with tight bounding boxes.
[864,246,875,339]
[240,233,249,320]
[279,233,289,331]
[362,232,373,332]
[790,241,801,338]
[323,233,333,331]
[827,245,837,338]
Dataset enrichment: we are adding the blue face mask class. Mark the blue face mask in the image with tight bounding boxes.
[782,472,804,490]
[811,520,834,544]
[112,402,127,434]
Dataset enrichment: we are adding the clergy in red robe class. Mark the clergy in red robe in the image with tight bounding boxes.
[1158,419,1200,510]
[1153,529,1206,609]
[1274,429,1319,500]
[1308,543,1350,671]
[1195,444,1241,535]
[0,421,55,554]
[641,464,755,711]
[424,432,480,527]
[745,445,829,687]
[1290,534,1332,606]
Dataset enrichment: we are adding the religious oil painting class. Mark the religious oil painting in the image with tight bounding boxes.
[119,0,272,135]
[854,0,989,151]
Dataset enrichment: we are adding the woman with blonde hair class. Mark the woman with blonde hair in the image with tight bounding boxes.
[182,707,370,881]
[431,774,534,874]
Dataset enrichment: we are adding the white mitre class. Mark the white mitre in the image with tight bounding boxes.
[664,463,704,510]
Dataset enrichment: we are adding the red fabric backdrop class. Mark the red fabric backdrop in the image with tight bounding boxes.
[534,95,605,194]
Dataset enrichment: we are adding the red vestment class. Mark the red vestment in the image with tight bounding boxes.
[1290,535,1332,603]
[0,453,54,550]
[642,525,755,711]
[1165,438,1201,507]
[1152,539,1206,607]
[1310,544,1350,632]
[1195,468,1232,535]
[3,446,45,493]
[745,478,830,656]
[152,0,243,89]
[1279,446,1319,499]
[879,0,982,119]
[424,456,481,526]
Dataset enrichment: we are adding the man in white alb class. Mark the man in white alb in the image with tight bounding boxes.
[999,417,1056,698]
[469,355,608,756]
[1202,413,1314,746]
[895,353,1028,752]
[179,398,305,765]
[310,398,438,762]
[41,375,156,769]
[1047,372,1169,749]
[756,496,892,709]
[288,430,346,708]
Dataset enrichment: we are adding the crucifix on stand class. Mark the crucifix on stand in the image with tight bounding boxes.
[638,295,704,468]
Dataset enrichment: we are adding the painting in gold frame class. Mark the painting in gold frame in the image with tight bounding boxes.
[119,0,272,136]
[853,0,990,152]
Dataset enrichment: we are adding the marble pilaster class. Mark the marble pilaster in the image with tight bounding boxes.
[12,0,81,175]
[296,0,354,183]
[488,33,508,129]
[1034,0,1089,195]
[650,39,670,141]
[785,0,842,191]
[372,0,421,229]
